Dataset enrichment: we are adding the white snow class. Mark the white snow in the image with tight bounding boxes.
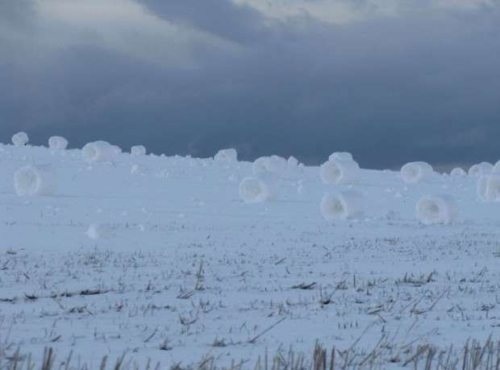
[12,131,29,147]
[400,161,434,183]
[468,161,493,177]
[13,165,57,196]
[320,191,364,220]
[214,148,238,162]
[48,136,69,150]
[1,141,500,367]
[131,145,147,156]
[416,194,457,225]
[82,141,119,163]
[239,176,275,203]
[320,158,360,185]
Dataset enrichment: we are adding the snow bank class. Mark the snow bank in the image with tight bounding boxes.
[477,175,500,202]
[468,162,493,177]
[49,136,68,150]
[320,191,364,221]
[131,145,146,156]
[416,195,457,225]
[14,165,57,196]
[400,162,434,183]
[215,148,237,162]
[82,141,118,163]
[329,152,353,162]
[87,223,115,240]
[252,156,287,176]
[320,159,360,185]
[12,132,29,147]
[239,176,275,203]
[450,167,466,177]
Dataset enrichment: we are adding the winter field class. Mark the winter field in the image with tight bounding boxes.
[1,135,500,369]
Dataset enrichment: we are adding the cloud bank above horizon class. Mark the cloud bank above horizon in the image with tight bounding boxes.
[1,0,499,168]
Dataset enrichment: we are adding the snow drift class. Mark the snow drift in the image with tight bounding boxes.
[49,136,68,150]
[320,191,364,221]
[239,176,275,203]
[82,141,119,163]
[400,162,434,183]
[320,159,360,185]
[12,132,29,147]
[14,165,57,197]
[416,195,457,225]
[215,148,238,162]
[131,145,146,156]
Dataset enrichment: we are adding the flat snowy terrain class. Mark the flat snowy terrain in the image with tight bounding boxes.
[1,143,500,368]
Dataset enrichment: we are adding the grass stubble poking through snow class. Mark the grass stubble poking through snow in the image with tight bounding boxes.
[1,137,500,369]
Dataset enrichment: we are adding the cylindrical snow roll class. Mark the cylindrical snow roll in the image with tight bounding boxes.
[48,136,68,150]
[253,157,270,175]
[468,162,493,177]
[14,165,57,196]
[450,167,466,177]
[131,145,146,156]
[87,223,115,240]
[214,148,237,162]
[239,176,275,203]
[320,191,364,221]
[400,162,434,183]
[82,141,118,163]
[287,156,299,167]
[12,132,29,147]
[252,156,287,176]
[478,175,500,202]
[320,159,360,185]
[329,152,353,162]
[416,195,457,225]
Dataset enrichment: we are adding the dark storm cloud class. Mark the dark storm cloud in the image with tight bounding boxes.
[137,0,267,44]
[1,1,500,169]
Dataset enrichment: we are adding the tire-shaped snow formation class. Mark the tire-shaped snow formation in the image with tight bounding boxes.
[400,162,434,184]
[468,162,493,177]
[214,148,238,162]
[320,191,364,221]
[82,141,118,163]
[14,165,57,197]
[131,145,146,156]
[12,132,29,147]
[320,159,360,185]
[239,176,275,203]
[416,195,457,225]
[450,167,466,177]
[328,152,353,162]
[477,175,500,202]
[252,156,287,176]
[49,136,68,150]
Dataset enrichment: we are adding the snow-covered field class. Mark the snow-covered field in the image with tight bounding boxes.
[1,140,500,368]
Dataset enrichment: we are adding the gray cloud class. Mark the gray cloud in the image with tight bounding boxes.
[137,0,267,44]
[0,0,499,169]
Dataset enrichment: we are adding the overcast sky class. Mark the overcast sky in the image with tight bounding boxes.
[1,0,499,169]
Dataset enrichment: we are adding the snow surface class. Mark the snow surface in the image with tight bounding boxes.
[1,143,500,367]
